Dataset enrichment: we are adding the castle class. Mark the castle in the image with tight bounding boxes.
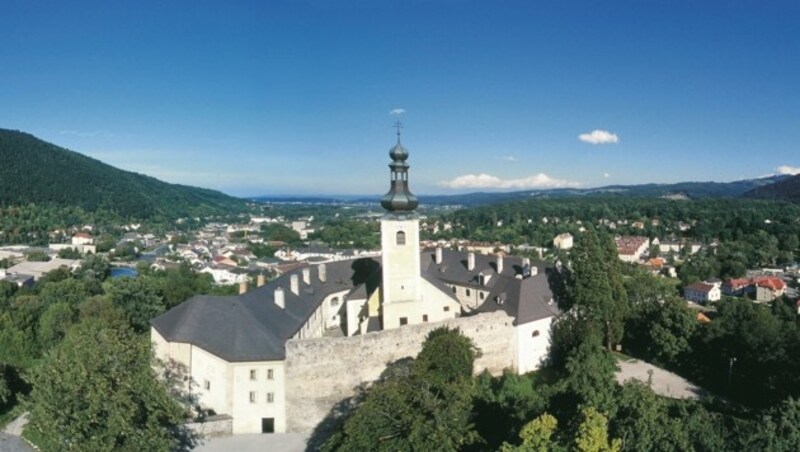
[150,127,560,434]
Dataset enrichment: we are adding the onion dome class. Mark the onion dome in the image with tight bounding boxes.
[380,122,419,212]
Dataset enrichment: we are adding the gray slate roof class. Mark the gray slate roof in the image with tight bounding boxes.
[420,249,559,325]
[151,257,381,362]
[152,249,559,362]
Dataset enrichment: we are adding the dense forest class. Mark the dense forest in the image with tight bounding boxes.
[0,258,238,449]
[0,129,247,220]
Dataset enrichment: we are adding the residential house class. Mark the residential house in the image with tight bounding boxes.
[684,281,721,303]
[553,233,574,250]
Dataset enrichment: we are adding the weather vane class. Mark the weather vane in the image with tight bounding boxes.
[393,120,403,140]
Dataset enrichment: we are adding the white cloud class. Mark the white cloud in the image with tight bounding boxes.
[776,165,800,175]
[60,129,121,138]
[578,129,619,145]
[389,108,406,115]
[439,173,581,190]
[502,155,517,162]
[59,129,100,138]
[603,172,610,178]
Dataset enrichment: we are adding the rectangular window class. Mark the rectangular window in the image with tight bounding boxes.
[423,315,429,322]
[250,369,257,380]
[204,380,211,390]
[444,306,450,312]
[249,391,256,403]
[267,392,274,403]
[267,369,274,380]
[399,317,408,326]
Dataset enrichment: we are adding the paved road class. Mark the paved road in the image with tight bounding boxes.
[616,359,706,400]
[0,433,33,452]
[194,433,309,452]
[0,414,32,452]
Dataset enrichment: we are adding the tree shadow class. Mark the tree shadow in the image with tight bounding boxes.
[157,358,205,451]
[304,357,415,451]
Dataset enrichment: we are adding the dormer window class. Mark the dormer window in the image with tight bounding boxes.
[396,231,406,246]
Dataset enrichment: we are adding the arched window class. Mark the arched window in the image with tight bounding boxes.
[331,297,339,307]
[452,286,457,294]
[532,330,540,337]
[466,289,471,296]
[396,231,406,245]
[479,292,484,300]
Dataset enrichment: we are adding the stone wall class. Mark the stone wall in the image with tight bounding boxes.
[185,414,233,438]
[285,311,516,433]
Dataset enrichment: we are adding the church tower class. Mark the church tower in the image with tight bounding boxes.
[380,122,422,328]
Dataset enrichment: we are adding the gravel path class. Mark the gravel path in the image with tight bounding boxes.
[0,414,33,452]
[616,359,707,400]
[193,433,309,452]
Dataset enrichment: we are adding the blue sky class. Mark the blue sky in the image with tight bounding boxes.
[1,0,799,196]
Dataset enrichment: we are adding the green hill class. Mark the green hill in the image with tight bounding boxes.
[743,173,800,202]
[0,129,245,219]
[0,128,246,219]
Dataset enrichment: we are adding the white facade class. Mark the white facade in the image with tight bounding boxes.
[515,316,555,373]
[683,283,720,303]
[380,216,421,306]
[553,233,574,250]
[151,329,287,434]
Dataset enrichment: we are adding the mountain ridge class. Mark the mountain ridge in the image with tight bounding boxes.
[252,176,788,206]
[743,174,800,202]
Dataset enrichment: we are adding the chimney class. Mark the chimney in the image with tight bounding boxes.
[435,247,443,264]
[318,263,327,283]
[290,274,299,295]
[496,254,504,274]
[302,267,311,285]
[239,281,247,295]
[274,286,285,309]
[257,274,266,288]
[468,252,475,271]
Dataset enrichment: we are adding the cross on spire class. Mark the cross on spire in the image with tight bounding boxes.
[393,120,403,142]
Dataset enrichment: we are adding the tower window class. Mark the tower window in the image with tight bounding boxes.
[396,231,406,245]
[466,289,471,296]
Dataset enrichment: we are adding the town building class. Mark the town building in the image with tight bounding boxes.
[553,232,574,250]
[753,276,786,302]
[150,128,560,435]
[683,281,721,303]
[615,236,649,263]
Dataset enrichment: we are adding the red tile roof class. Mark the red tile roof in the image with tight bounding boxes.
[753,276,786,291]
